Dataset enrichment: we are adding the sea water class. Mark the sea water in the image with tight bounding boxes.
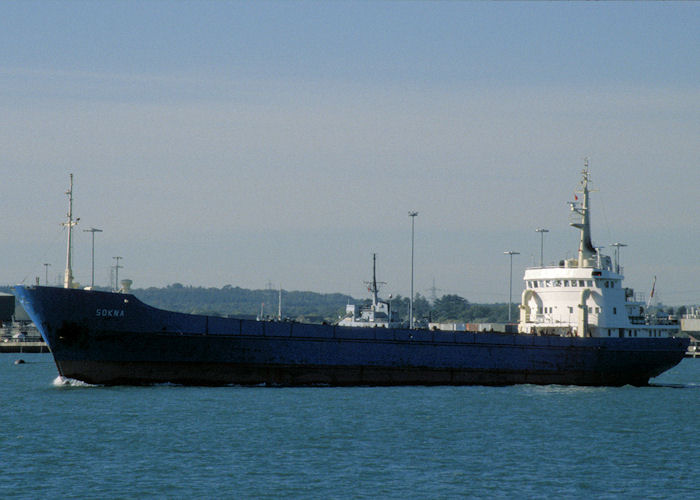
[1,354,697,499]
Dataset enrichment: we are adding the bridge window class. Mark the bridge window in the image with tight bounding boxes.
[613,307,617,315]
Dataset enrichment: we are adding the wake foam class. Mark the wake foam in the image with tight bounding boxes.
[52,375,98,388]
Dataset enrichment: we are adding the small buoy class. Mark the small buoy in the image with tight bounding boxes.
[14,359,26,365]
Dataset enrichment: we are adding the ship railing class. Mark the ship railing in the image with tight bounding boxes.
[645,315,679,326]
[533,313,581,326]
[529,311,608,327]
[525,264,572,271]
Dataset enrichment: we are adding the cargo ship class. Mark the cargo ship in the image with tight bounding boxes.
[13,166,688,386]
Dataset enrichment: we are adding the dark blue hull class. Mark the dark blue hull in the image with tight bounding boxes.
[14,286,689,386]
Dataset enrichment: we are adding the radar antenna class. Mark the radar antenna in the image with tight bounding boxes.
[611,243,627,274]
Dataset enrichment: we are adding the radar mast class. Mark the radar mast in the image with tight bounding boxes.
[569,159,595,267]
[364,253,386,307]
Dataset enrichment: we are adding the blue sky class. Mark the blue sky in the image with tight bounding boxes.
[2,1,699,305]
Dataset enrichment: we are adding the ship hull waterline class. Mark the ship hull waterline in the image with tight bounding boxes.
[53,359,680,387]
[15,286,688,387]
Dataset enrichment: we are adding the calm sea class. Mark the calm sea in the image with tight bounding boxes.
[1,354,697,499]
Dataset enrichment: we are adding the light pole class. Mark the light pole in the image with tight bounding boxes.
[84,227,103,288]
[113,256,123,291]
[504,251,520,322]
[535,228,549,267]
[409,211,418,328]
[43,263,51,286]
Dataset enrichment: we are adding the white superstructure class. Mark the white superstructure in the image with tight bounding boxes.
[518,163,678,338]
[338,253,402,328]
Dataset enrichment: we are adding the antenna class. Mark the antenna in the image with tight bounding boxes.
[611,243,627,274]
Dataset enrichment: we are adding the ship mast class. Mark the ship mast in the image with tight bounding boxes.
[62,174,79,288]
[570,160,595,267]
[365,253,385,307]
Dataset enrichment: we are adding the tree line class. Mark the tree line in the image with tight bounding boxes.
[131,284,512,324]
